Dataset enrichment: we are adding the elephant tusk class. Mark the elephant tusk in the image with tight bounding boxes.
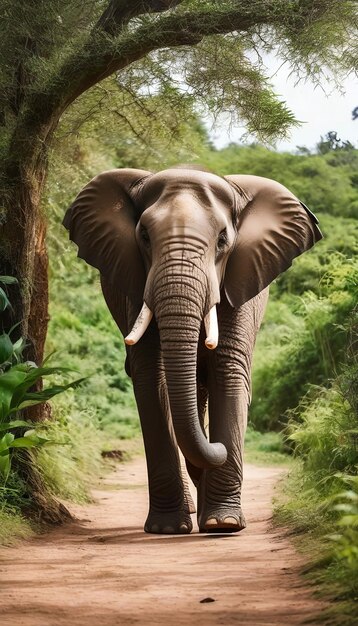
[125,302,153,345]
[204,305,219,350]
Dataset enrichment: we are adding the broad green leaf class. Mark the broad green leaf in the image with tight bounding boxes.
[7,437,39,449]
[0,452,10,479]
[0,432,14,451]
[0,287,10,312]
[0,334,14,365]
[10,365,80,409]
[11,337,26,362]
[0,365,30,420]
[0,276,18,285]
[0,420,34,432]
[14,377,87,411]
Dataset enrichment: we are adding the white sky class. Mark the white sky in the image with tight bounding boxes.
[209,55,358,152]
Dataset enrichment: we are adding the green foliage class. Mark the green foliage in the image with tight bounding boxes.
[0,275,86,483]
[149,35,299,142]
[0,277,89,543]
[275,308,358,623]
[330,477,358,573]
[0,275,18,312]
[244,426,289,466]
[0,509,33,546]
[1,0,354,171]
[251,251,358,430]
[36,395,106,503]
[197,143,358,218]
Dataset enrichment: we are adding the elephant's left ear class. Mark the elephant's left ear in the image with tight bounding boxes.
[62,168,152,300]
[224,175,323,308]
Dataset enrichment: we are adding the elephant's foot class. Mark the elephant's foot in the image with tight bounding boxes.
[144,508,193,534]
[198,507,246,533]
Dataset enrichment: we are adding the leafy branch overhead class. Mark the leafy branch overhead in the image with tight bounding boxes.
[1,0,356,146]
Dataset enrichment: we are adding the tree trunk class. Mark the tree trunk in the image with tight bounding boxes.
[1,121,52,362]
[0,118,72,522]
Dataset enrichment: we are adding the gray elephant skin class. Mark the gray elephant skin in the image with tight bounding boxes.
[63,167,322,535]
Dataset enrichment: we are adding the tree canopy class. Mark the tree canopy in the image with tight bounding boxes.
[1,0,357,162]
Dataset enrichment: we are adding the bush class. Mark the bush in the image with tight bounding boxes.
[276,308,358,624]
[251,252,358,431]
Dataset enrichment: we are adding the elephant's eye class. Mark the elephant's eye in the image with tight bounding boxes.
[140,226,150,246]
[217,229,228,251]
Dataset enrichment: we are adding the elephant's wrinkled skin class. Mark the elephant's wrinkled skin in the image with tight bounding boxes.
[63,167,322,534]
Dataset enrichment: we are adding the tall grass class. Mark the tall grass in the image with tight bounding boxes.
[276,304,358,624]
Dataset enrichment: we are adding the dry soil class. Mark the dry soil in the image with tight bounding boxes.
[0,457,325,626]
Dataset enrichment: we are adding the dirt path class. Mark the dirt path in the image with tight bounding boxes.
[0,457,324,626]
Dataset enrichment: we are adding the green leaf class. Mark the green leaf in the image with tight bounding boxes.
[0,361,85,420]
[8,321,22,336]
[42,351,57,364]
[0,365,31,420]
[14,377,87,411]
[0,452,10,479]
[0,432,14,451]
[0,419,34,432]
[0,287,10,312]
[0,334,14,365]
[0,276,18,285]
[8,437,39,449]
[11,337,26,361]
[9,364,80,410]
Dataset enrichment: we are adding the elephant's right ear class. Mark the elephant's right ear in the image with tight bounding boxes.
[63,168,152,300]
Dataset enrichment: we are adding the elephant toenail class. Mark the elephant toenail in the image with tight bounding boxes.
[151,524,159,532]
[179,523,189,532]
[223,517,238,525]
[205,518,218,527]
[163,525,175,533]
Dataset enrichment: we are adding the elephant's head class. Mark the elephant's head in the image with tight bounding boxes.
[63,167,322,469]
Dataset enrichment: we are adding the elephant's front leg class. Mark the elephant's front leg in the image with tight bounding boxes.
[130,329,193,535]
[198,292,268,533]
[197,381,248,533]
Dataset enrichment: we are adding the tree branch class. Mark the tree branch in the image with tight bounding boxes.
[95,0,183,34]
[18,1,355,135]
[53,2,285,111]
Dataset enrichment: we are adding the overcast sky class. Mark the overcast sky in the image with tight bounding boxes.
[210,55,358,152]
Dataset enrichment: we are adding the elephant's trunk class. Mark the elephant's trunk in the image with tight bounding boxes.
[153,260,227,470]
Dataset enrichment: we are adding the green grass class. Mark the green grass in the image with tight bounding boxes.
[0,509,33,545]
[244,426,291,466]
[251,251,358,431]
[35,397,107,503]
[274,339,358,625]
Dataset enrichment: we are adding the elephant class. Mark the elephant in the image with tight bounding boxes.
[63,166,322,535]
